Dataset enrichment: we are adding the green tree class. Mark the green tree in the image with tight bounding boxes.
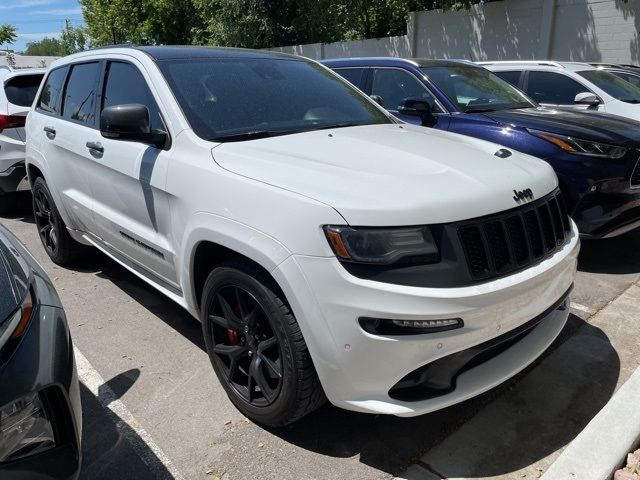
[80,0,147,45]
[24,37,66,56]
[60,20,88,54]
[0,24,17,51]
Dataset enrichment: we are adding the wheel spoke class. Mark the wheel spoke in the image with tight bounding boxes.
[213,344,249,381]
[257,336,277,352]
[250,357,275,403]
[39,224,50,236]
[216,293,243,330]
[258,351,282,379]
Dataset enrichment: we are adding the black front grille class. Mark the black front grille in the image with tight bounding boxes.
[458,190,571,282]
[632,157,640,188]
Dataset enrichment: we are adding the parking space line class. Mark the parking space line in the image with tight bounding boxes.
[570,302,596,315]
[74,346,185,480]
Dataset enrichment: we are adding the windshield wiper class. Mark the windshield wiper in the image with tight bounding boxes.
[620,98,640,104]
[464,108,496,113]
[310,122,368,131]
[209,130,299,142]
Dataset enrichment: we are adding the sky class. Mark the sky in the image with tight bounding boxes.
[0,0,84,52]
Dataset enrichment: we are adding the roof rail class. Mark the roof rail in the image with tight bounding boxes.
[476,60,565,68]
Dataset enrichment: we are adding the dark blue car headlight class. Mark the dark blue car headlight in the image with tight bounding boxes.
[527,129,628,159]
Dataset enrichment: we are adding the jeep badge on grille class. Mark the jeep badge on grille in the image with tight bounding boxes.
[513,188,534,203]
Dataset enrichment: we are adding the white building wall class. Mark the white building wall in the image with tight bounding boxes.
[269,0,640,65]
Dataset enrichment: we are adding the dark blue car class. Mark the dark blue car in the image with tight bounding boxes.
[323,58,640,239]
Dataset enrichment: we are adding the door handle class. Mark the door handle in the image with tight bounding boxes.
[86,141,104,153]
[43,126,56,138]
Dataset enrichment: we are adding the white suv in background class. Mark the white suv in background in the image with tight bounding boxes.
[0,67,45,214]
[26,47,579,426]
[481,61,640,121]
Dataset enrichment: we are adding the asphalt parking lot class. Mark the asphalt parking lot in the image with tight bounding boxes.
[2,202,640,480]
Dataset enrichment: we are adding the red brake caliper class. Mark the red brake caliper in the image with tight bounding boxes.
[227,305,241,345]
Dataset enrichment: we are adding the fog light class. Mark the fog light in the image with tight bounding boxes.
[0,392,55,462]
[359,317,463,335]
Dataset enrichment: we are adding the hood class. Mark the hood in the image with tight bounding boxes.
[483,107,640,145]
[212,124,557,226]
[0,226,30,322]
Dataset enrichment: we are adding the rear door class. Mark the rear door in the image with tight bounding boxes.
[87,59,177,287]
[35,62,100,232]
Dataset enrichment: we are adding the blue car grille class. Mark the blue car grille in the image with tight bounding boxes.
[458,190,571,281]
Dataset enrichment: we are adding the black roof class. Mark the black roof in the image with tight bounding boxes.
[134,45,298,61]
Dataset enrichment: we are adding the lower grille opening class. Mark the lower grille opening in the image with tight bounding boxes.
[388,286,572,402]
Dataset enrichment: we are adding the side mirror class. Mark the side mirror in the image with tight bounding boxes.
[100,104,167,148]
[369,94,384,107]
[574,92,601,106]
[397,98,437,127]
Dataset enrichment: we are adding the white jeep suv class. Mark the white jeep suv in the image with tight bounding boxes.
[26,47,579,426]
[481,60,640,122]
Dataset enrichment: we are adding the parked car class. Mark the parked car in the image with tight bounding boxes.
[0,68,45,215]
[324,58,640,238]
[480,61,640,121]
[26,46,578,426]
[588,63,640,90]
[0,224,81,479]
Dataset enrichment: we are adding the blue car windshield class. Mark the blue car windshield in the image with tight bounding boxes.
[421,65,535,112]
[158,57,391,142]
[578,69,640,103]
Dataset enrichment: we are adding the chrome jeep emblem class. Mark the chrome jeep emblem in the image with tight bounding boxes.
[513,188,534,203]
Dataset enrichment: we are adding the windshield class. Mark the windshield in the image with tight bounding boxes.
[420,65,535,112]
[159,57,390,141]
[578,69,640,102]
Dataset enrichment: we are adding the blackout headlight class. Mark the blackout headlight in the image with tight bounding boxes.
[323,225,439,265]
[528,129,627,159]
[0,392,55,462]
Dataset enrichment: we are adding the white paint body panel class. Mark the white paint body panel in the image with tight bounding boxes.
[26,48,578,416]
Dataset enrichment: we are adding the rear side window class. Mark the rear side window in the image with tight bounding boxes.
[62,62,100,125]
[334,68,366,88]
[37,67,67,115]
[4,74,44,107]
[612,71,640,88]
[526,71,588,105]
[102,61,163,131]
[493,70,522,87]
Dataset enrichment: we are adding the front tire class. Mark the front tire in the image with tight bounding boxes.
[32,177,88,265]
[201,259,325,426]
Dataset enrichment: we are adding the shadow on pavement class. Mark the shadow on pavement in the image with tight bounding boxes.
[578,228,640,274]
[80,369,175,480]
[269,317,619,477]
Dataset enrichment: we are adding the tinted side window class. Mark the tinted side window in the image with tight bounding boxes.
[62,62,99,125]
[5,74,44,107]
[526,71,588,105]
[493,70,522,87]
[37,67,67,115]
[334,68,366,88]
[612,71,640,89]
[371,68,442,112]
[102,61,162,130]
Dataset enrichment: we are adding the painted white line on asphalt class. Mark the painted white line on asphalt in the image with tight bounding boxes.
[74,346,186,480]
[570,302,596,315]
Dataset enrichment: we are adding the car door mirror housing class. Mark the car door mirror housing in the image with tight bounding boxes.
[100,104,168,148]
[369,94,384,107]
[397,98,437,127]
[574,92,601,106]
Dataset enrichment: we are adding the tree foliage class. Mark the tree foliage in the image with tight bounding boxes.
[0,24,17,50]
[80,0,491,48]
[23,21,88,56]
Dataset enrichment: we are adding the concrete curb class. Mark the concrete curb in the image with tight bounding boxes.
[540,365,640,480]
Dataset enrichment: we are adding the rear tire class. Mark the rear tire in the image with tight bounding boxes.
[201,259,325,426]
[32,177,88,265]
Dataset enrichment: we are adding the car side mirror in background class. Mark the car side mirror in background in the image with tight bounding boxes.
[574,92,601,107]
[398,98,437,127]
[369,94,384,107]
[100,104,168,148]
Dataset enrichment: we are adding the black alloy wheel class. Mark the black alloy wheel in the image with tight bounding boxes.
[33,187,58,257]
[207,285,283,406]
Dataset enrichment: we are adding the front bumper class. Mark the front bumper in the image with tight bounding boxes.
[0,300,81,480]
[273,222,579,416]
